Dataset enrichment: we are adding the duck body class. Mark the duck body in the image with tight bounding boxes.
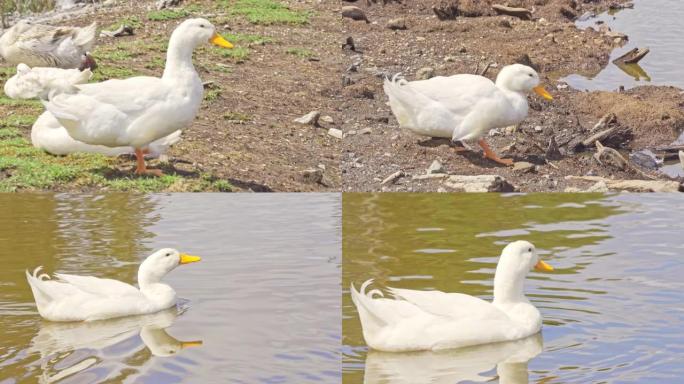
[384,74,529,141]
[351,241,553,352]
[25,249,201,322]
[45,74,202,148]
[0,21,97,69]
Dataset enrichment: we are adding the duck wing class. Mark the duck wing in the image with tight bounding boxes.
[407,74,499,114]
[387,287,508,321]
[54,273,141,298]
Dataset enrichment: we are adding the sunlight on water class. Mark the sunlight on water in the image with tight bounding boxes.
[563,0,684,91]
[342,193,684,383]
[0,193,341,383]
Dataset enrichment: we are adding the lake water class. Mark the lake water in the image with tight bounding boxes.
[342,193,684,384]
[563,0,684,91]
[0,193,341,383]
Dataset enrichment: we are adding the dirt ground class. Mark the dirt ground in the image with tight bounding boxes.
[340,0,684,192]
[0,0,342,192]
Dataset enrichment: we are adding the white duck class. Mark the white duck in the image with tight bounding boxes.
[384,64,553,165]
[26,248,201,322]
[350,241,553,352]
[0,21,97,69]
[679,150,683,170]
[41,18,233,175]
[4,63,92,99]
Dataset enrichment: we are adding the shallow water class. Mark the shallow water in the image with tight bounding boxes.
[0,193,341,383]
[563,0,684,91]
[342,193,684,383]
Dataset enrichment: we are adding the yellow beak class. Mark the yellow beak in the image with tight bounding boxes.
[533,85,553,100]
[180,340,203,349]
[179,254,201,265]
[209,33,233,49]
[534,260,554,272]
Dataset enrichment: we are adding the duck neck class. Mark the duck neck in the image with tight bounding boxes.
[493,261,527,305]
[162,34,198,81]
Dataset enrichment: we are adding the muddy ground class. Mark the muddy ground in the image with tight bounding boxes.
[340,0,684,192]
[0,0,341,192]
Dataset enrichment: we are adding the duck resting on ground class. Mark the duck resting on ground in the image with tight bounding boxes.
[0,21,97,70]
[384,64,553,166]
[41,18,233,175]
[4,62,92,99]
[26,248,201,322]
[351,240,554,352]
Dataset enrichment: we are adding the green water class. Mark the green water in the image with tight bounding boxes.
[0,193,341,383]
[342,193,684,383]
[564,0,684,91]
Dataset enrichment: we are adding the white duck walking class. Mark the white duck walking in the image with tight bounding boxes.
[350,241,553,352]
[41,18,233,175]
[26,248,201,322]
[0,21,97,69]
[384,64,553,165]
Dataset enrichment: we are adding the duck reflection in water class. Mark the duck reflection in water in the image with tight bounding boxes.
[28,306,201,383]
[363,333,542,384]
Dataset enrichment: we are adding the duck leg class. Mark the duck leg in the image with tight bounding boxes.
[134,148,163,176]
[478,139,513,166]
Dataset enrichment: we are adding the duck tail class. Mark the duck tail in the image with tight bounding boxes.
[383,74,425,127]
[25,266,54,316]
[75,22,97,49]
[147,130,182,157]
[350,279,390,339]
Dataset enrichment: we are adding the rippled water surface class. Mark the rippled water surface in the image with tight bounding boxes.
[342,193,684,383]
[0,193,341,383]
[563,0,684,91]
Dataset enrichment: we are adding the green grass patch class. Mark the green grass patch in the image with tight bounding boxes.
[0,96,42,110]
[0,115,35,128]
[106,16,142,30]
[224,32,274,46]
[91,67,137,82]
[204,86,222,102]
[225,0,309,25]
[147,8,190,21]
[286,47,314,58]
[211,46,250,63]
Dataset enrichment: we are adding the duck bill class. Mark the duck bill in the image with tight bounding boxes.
[209,33,234,49]
[534,260,554,272]
[179,254,201,265]
[180,340,203,349]
[533,86,553,100]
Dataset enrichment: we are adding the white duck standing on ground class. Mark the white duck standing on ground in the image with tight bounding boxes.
[384,64,553,165]
[26,248,201,322]
[0,21,97,69]
[350,240,554,352]
[41,18,233,175]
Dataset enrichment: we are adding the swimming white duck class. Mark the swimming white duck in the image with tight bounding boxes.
[26,248,201,322]
[41,18,233,175]
[4,63,92,99]
[31,111,181,157]
[0,21,97,69]
[384,64,553,165]
[350,240,553,352]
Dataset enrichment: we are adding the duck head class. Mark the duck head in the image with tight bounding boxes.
[138,248,201,286]
[493,241,553,304]
[171,18,233,50]
[495,64,553,101]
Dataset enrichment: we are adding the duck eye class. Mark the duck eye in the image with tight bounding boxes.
[200,24,205,28]
[165,252,172,257]
[528,74,533,77]
[528,248,532,252]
